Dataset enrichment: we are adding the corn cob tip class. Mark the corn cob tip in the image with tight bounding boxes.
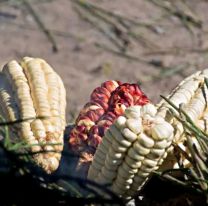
[88,104,174,198]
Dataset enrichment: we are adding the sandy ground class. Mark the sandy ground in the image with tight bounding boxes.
[1,0,208,123]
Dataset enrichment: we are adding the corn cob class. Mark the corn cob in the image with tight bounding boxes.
[69,81,149,161]
[87,104,174,198]
[0,57,66,173]
[157,69,208,169]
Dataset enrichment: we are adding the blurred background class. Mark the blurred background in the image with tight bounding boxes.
[0,0,208,123]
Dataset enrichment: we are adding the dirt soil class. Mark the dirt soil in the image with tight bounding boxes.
[1,0,208,122]
[0,0,208,205]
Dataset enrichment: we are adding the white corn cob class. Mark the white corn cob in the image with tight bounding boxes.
[157,69,208,169]
[87,104,174,198]
[0,57,66,173]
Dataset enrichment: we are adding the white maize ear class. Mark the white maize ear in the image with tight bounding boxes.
[87,103,174,198]
[0,57,66,173]
[157,69,208,169]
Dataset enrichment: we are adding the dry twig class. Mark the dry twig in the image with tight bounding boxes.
[22,0,58,52]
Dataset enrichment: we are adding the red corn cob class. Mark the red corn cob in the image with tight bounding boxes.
[69,80,149,161]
